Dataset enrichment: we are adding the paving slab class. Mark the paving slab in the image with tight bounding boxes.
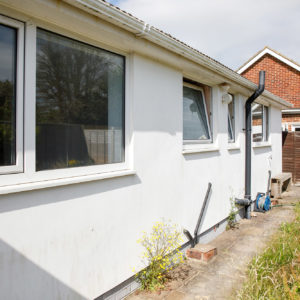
[127,187,300,300]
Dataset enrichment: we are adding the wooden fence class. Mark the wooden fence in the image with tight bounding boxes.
[282,131,300,183]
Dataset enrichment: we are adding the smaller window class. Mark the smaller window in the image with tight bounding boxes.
[252,103,269,142]
[228,96,235,142]
[291,125,300,132]
[183,83,212,142]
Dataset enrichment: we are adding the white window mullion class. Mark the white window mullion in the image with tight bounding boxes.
[24,22,36,175]
[15,18,25,173]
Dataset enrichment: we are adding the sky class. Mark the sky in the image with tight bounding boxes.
[106,0,300,71]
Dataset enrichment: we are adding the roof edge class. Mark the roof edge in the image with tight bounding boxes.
[237,46,300,74]
[63,0,292,109]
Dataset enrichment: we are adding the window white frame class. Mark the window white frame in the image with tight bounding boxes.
[0,14,133,190]
[0,15,24,174]
[263,105,269,141]
[228,96,235,143]
[252,103,269,143]
[183,82,212,144]
[291,123,300,132]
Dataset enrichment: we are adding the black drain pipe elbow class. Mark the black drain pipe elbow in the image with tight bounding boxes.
[245,71,265,219]
[235,198,251,206]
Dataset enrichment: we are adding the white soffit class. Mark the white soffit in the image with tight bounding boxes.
[237,47,300,74]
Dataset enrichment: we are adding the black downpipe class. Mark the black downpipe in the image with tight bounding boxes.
[183,229,194,247]
[245,71,265,219]
[183,182,212,247]
[194,182,212,244]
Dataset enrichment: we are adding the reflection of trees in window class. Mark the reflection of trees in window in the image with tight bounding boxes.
[228,97,234,142]
[0,23,16,167]
[0,80,16,166]
[36,29,125,171]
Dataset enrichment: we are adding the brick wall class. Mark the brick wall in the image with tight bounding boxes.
[241,54,300,108]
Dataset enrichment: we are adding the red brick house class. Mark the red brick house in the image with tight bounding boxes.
[237,46,300,131]
[237,46,300,182]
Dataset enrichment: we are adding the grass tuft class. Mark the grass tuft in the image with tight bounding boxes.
[236,204,300,300]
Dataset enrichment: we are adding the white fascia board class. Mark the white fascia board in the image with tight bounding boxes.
[63,0,291,109]
[282,109,300,114]
[237,48,300,74]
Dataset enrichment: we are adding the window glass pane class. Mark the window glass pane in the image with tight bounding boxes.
[183,86,210,140]
[36,29,125,171]
[228,98,234,142]
[0,24,16,166]
[252,103,263,142]
[263,106,269,141]
[228,115,233,141]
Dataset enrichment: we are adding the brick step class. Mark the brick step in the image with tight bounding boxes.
[186,244,217,262]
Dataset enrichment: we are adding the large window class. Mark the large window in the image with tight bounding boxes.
[252,103,269,142]
[183,83,212,142]
[228,96,235,142]
[36,29,125,171]
[0,17,24,174]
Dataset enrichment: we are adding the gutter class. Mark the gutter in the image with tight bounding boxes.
[63,0,291,109]
[282,109,300,114]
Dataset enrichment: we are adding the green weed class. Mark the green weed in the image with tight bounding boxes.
[236,204,300,300]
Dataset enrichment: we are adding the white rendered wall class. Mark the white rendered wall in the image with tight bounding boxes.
[0,55,185,299]
[0,53,282,299]
[0,3,283,299]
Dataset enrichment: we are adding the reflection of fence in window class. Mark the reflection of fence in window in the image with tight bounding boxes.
[84,128,123,164]
[36,124,124,170]
[252,116,263,142]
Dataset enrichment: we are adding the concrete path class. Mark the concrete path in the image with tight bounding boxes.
[127,187,299,300]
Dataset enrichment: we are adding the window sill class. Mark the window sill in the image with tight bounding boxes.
[227,144,240,151]
[0,169,136,195]
[227,140,241,150]
[182,147,219,154]
[253,142,272,148]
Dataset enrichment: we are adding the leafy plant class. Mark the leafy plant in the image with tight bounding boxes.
[227,196,238,230]
[135,220,184,291]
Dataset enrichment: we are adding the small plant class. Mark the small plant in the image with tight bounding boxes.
[135,220,184,291]
[227,196,238,230]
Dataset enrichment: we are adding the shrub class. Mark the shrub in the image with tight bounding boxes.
[136,220,184,291]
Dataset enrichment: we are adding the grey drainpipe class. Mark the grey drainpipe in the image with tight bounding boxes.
[244,71,265,219]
